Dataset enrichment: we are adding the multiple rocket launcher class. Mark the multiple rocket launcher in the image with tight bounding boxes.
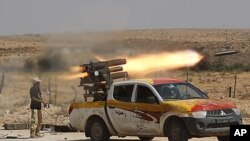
[78,59,128,100]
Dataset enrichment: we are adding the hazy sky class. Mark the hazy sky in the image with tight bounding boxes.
[1,0,250,35]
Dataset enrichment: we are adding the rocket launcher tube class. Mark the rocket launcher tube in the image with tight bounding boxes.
[109,66,123,73]
[106,59,126,67]
[79,59,128,98]
[80,59,126,72]
[111,72,128,79]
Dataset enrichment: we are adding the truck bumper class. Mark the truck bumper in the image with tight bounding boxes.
[181,115,242,137]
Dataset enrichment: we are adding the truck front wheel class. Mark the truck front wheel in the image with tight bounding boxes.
[89,118,110,141]
[167,119,189,141]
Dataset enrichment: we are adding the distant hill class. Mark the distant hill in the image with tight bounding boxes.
[0,29,249,71]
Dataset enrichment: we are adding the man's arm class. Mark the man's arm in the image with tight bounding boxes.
[31,96,47,104]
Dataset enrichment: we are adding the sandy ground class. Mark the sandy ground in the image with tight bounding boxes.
[0,128,217,141]
[1,30,250,141]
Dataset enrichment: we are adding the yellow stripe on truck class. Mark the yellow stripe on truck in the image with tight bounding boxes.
[162,100,200,112]
[71,101,105,109]
[107,99,196,113]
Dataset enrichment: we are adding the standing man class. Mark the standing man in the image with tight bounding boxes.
[30,77,46,138]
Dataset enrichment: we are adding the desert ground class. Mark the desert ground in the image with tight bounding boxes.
[0,129,218,141]
[0,29,250,140]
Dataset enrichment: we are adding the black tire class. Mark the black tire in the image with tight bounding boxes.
[167,119,189,141]
[89,118,110,141]
[217,136,229,141]
[138,136,154,141]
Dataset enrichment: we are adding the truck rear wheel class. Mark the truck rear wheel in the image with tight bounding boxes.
[217,136,229,141]
[138,136,154,141]
[89,118,110,141]
[167,119,189,141]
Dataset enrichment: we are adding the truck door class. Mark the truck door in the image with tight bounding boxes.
[131,84,161,135]
[106,84,135,134]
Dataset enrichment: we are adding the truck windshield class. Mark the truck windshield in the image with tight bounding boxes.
[154,83,208,100]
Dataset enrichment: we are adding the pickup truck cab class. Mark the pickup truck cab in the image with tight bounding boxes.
[69,78,242,141]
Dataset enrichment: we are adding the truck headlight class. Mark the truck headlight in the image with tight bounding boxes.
[232,108,241,115]
[190,111,207,118]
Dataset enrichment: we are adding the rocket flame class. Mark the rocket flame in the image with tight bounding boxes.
[60,72,88,80]
[95,50,203,76]
[70,66,81,72]
[123,50,203,75]
[62,50,203,80]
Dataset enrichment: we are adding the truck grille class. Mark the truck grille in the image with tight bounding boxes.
[207,121,238,128]
[207,109,234,117]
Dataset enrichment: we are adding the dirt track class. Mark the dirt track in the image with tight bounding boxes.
[0,128,217,141]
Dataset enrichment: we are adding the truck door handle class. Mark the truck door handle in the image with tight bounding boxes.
[108,106,115,109]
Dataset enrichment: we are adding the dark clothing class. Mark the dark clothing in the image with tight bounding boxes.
[30,85,42,110]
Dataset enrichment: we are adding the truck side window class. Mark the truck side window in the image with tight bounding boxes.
[136,85,159,104]
[113,85,134,102]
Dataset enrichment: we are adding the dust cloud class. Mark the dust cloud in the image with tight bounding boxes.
[1,31,190,78]
[23,32,127,72]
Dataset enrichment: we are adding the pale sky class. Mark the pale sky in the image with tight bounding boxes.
[1,0,250,35]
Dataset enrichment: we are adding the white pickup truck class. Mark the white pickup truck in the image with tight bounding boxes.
[69,78,241,141]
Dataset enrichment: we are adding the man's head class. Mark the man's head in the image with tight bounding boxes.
[168,85,177,98]
[170,87,176,95]
[33,77,41,85]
